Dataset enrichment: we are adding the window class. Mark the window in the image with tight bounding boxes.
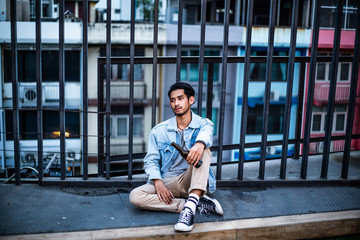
[100,47,145,81]
[4,50,80,82]
[320,0,359,29]
[110,115,143,138]
[249,49,288,81]
[311,105,347,133]
[5,111,80,140]
[180,49,220,82]
[109,107,144,138]
[183,0,236,25]
[316,53,351,82]
[247,105,284,134]
[241,0,311,27]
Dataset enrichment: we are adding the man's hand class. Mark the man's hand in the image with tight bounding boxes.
[153,179,174,205]
[187,142,205,167]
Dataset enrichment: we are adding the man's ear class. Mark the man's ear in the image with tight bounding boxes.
[189,96,195,105]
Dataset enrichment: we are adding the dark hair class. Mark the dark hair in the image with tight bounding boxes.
[168,82,195,99]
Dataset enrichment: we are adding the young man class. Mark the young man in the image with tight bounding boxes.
[129,82,223,232]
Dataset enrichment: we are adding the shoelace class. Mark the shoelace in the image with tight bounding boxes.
[197,203,215,215]
[178,208,193,224]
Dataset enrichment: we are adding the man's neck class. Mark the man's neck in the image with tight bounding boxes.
[176,111,192,130]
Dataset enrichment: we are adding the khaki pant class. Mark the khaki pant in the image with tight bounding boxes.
[129,149,211,213]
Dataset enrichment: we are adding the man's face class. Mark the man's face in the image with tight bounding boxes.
[169,89,194,116]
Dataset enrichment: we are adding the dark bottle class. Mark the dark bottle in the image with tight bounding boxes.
[171,142,202,168]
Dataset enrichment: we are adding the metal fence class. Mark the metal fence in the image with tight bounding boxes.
[7,0,360,187]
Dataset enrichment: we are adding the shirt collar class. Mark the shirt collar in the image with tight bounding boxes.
[167,111,200,131]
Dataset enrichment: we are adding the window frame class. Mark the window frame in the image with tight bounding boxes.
[109,114,144,138]
[315,53,352,82]
[180,49,221,83]
[311,105,347,133]
[319,0,359,30]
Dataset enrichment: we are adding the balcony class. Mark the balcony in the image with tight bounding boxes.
[104,81,147,102]
[313,82,351,104]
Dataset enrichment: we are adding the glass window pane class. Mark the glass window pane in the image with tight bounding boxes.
[43,51,59,82]
[335,114,345,131]
[313,106,323,112]
[65,112,80,139]
[247,105,284,134]
[312,115,322,131]
[121,65,128,81]
[110,118,114,137]
[4,51,12,82]
[23,51,36,82]
[268,105,284,134]
[320,7,335,28]
[133,117,143,137]
[181,64,188,81]
[316,63,326,80]
[272,63,286,81]
[340,63,350,81]
[65,51,80,82]
[117,118,127,136]
[189,63,198,82]
[134,64,143,81]
[346,8,358,29]
[328,63,332,81]
[335,104,347,112]
[43,111,59,139]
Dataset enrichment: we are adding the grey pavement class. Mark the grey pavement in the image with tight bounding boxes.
[0,151,359,236]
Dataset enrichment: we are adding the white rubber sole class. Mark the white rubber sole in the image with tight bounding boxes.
[174,222,194,232]
[203,195,224,215]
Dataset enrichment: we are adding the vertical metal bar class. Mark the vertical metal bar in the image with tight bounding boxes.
[175,0,184,83]
[82,0,89,180]
[36,0,43,185]
[128,0,136,180]
[241,0,246,25]
[294,62,306,160]
[238,0,254,180]
[59,0,66,180]
[342,1,360,179]
[302,0,321,179]
[97,61,104,177]
[322,0,343,179]
[259,0,277,180]
[280,0,299,179]
[216,0,231,180]
[197,0,207,112]
[105,0,111,180]
[10,0,20,185]
[206,63,214,120]
[152,0,159,128]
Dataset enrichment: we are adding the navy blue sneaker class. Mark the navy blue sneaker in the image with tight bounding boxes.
[197,195,224,215]
[174,207,195,232]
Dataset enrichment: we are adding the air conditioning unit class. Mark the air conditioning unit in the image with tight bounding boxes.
[263,90,280,102]
[266,146,276,155]
[21,152,37,166]
[20,85,37,106]
[270,90,280,101]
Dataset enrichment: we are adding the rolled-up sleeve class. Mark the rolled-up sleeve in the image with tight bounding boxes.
[195,118,214,148]
[144,129,162,181]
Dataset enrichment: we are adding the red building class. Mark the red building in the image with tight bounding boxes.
[302,29,360,154]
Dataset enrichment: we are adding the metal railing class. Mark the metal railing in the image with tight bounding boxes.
[7,0,360,187]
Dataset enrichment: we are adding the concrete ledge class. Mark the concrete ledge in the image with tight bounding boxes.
[1,210,359,240]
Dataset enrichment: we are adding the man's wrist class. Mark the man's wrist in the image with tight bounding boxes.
[195,140,207,149]
[152,179,163,186]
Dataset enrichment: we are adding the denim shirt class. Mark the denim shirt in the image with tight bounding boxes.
[144,111,216,193]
